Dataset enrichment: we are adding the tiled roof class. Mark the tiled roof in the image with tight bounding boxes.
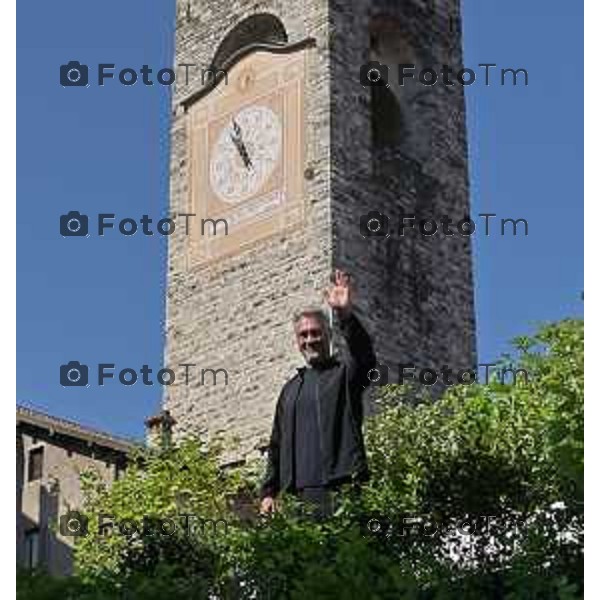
[16,405,140,454]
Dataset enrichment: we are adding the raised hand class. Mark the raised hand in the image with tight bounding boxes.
[323,270,353,316]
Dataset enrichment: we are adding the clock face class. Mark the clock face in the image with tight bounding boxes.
[209,104,282,204]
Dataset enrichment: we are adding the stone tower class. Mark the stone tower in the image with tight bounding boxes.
[164,0,476,457]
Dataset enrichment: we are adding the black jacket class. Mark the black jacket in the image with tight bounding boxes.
[260,311,376,498]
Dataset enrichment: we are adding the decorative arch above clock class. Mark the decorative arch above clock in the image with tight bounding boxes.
[181,34,316,110]
[211,13,288,73]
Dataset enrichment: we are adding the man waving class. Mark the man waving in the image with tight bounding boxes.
[260,270,376,516]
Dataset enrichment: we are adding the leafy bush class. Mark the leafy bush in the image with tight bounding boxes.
[17,320,583,599]
[74,436,244,596]
[227,319,583,599]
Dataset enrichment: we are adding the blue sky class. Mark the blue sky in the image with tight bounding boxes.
[17,0,583,441]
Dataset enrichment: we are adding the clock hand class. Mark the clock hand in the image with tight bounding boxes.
[231,118,242,140]
[230,133,253,169]
[239,143,253,170]
[230,119,254,170]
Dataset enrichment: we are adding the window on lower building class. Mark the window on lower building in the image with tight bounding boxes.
[24,528,40,569]
[28,447,44,481]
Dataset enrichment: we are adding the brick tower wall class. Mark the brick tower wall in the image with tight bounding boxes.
[164,0,476,457]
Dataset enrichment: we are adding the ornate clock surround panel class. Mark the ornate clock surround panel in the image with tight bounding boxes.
[186,49,307,266]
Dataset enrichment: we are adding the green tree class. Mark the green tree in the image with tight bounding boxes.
[74,436,244,597]
[19,319,583,600]
[227,319,583,598]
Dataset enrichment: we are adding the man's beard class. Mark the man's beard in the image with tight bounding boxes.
[302,344,329,366]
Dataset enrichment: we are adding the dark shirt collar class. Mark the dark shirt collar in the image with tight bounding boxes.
[296,355,339,375]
